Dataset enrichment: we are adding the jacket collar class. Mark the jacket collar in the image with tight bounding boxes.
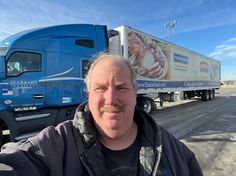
[73,103,162,176]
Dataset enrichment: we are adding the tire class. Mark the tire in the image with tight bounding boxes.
[0,127,3,147]
[208,90,212,100]
[180,92,186,100]
[137,97,153,114]
[201,90,209,101]
[187,93,192,99]
[212,89,215,99]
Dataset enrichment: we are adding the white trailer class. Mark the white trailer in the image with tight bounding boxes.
[110,25,221,113]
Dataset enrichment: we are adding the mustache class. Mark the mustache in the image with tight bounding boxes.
[100,105,125,113]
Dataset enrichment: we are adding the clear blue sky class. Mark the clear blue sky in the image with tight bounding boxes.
[0,0,236,80]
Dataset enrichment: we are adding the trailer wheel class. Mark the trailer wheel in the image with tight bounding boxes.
[212,89,215,99]
[180,92,186,100]
[0,127,3,147]
[137,97,153,114]
[187,93,192,99]
[208,90,212,100]
[202,90,209,101]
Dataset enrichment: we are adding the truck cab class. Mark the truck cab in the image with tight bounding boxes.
[0,24,108,144]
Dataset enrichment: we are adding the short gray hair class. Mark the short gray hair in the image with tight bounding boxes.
[84,53,137,90]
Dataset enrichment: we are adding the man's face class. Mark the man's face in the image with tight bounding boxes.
[88,58,137,139]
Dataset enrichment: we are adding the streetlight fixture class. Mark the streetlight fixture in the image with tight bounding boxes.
[164,20,177,42]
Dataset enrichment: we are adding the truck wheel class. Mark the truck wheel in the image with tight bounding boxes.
[187,93,192,99]
[180,92,186,100]
[143,98,152,114]
[0,127,3,147]
[208,90,212,100]
[212,89,215,99]
[137,97,153,114]
[202,90,209,101]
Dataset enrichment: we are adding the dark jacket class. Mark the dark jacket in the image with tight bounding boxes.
[0,106,203,176]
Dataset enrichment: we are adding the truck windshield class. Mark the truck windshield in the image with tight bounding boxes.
[7,52,41,76]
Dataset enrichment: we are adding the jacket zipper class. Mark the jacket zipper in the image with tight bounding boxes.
[80,155,95,176]
[152,145,162,176]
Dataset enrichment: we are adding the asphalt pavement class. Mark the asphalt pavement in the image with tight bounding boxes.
[152,87,236,176]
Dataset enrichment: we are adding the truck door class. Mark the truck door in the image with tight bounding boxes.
[5,51,45,111]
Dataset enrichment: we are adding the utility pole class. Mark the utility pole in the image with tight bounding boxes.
[164,20,177,42]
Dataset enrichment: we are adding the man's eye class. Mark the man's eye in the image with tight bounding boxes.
[117,86,128,91]
[95,87,107,91]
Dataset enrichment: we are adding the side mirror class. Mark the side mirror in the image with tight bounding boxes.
[0,56,6,78]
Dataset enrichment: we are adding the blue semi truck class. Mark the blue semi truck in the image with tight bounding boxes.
[0,24,220,145]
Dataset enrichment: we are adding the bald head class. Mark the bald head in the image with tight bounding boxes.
[84,54,137,91]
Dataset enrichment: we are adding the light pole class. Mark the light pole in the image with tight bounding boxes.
[164,20,177,42]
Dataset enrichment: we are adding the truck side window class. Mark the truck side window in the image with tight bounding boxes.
[82,60,91,78]
[7,52,41,76]
[75,39,94,48]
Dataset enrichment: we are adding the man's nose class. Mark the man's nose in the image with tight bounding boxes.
[105,88,118,104]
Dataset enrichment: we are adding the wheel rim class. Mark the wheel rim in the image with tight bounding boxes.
[143,100,152,113]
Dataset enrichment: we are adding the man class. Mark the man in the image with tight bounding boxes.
[0,54,203,176]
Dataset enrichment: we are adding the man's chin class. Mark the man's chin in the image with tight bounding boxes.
[105,130,123,139]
